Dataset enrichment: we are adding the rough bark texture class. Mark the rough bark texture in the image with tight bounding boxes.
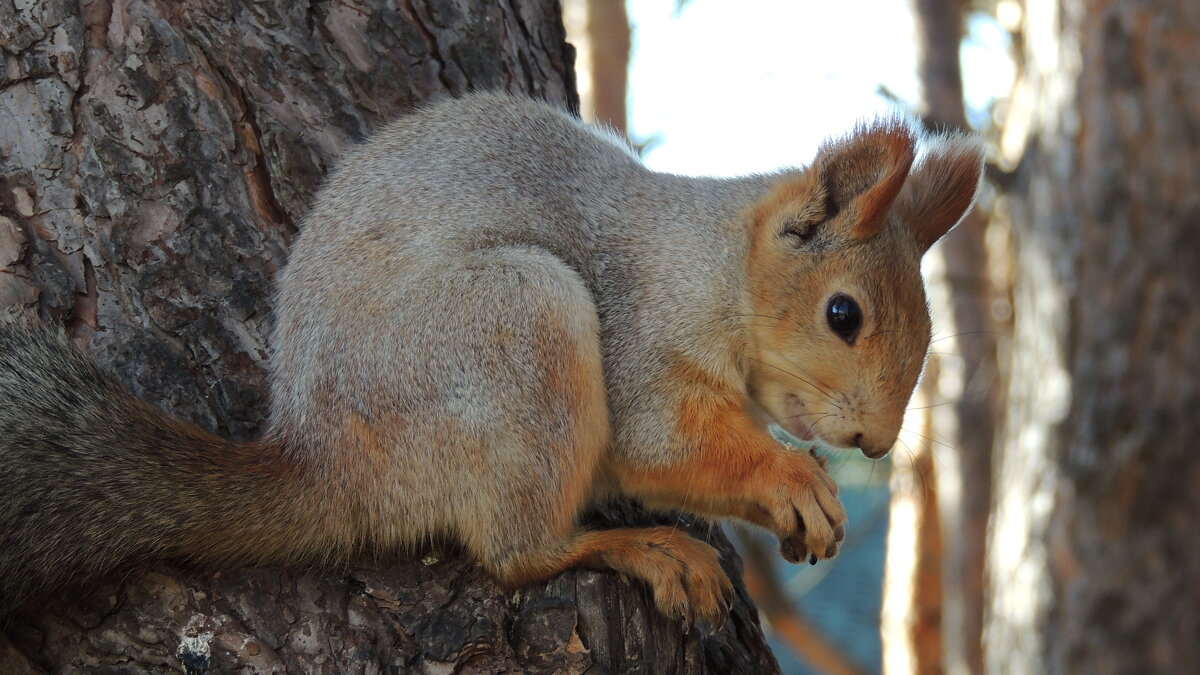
[1,506,773,674]
[987,0,1200,672]
[0,1,778,672]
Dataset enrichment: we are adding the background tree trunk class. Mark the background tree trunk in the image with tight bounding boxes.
[562,0,630,136]
[895,1,999,673]
[987,0,1200,672]
[0,1,778,671]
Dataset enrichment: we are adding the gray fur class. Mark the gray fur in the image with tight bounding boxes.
[0,93,983,620]
[273,93,778,465]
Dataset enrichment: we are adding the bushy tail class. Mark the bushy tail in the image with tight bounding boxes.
[0,323,323,615]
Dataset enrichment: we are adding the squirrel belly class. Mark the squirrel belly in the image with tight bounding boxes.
[0,93,984,625]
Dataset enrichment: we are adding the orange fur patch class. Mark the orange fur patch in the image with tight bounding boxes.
[614,360,778,510]
[533,320,611,534]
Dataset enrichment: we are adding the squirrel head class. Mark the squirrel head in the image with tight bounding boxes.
[743,120,984,458]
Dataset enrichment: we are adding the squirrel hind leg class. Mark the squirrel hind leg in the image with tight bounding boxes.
[398,248,723,625]
[426,246,612,534]
[480,526,734,631]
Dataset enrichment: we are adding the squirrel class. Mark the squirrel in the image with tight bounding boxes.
[0,93,983,627]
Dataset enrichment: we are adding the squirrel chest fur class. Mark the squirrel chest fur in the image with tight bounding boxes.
[0,93,984,625]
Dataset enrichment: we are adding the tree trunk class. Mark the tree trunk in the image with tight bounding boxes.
[0,1,778,671]
[581,0,629,134]
[903,1,1000,672]
[987,0,1200,672]
[562,0,630,135]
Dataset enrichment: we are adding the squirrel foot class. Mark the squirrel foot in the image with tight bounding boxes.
[497,526,734,631]
[616,527,735,632]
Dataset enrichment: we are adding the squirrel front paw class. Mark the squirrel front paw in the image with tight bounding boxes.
[760,450,848,565]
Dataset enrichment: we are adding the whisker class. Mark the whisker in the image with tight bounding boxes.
[745,356,842,407]
[779,411,837,426]
[861,329,1000,344]
[756,405,841,447]
[930,330,997,344]
[902,427,960,454]
[833,450,853,478]
[753,394,847,416]
[905,401,954,411]
[894,436,932,499]
[909,422,958,450]
[745,288,792,317]
[729,312,787,322]
[796,412,838,434]
[769,350,859,407]
[861,329,915,341]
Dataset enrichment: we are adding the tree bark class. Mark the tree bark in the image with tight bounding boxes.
[987,0,1200,672]
[0,1,778,672]
[907,1,999,672]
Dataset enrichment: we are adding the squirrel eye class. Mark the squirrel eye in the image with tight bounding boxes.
[826,294,862,344]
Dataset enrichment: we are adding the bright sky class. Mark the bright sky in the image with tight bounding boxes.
[626,0,1013,177]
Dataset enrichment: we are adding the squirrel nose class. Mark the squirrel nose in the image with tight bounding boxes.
[854,433,892,459]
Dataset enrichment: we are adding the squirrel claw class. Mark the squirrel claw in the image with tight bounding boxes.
[780,537,807,564]
[767,451,848,566]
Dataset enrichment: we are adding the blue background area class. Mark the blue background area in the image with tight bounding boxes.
[767,483,891,675]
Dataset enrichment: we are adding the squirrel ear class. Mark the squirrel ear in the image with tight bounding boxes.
[751,119,916,250]
[812,118,917,241]
[898,131,986,252]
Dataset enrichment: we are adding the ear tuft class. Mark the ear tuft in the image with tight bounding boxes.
[899,131,986,251]
[814,117,918,241]
[748,117,918,252]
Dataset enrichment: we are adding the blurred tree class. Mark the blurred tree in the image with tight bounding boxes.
[892,0,1002,673]
[987,0,1200,672]
[584,0,631,133]
[563,0,631,133]
[0,1,778,672]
